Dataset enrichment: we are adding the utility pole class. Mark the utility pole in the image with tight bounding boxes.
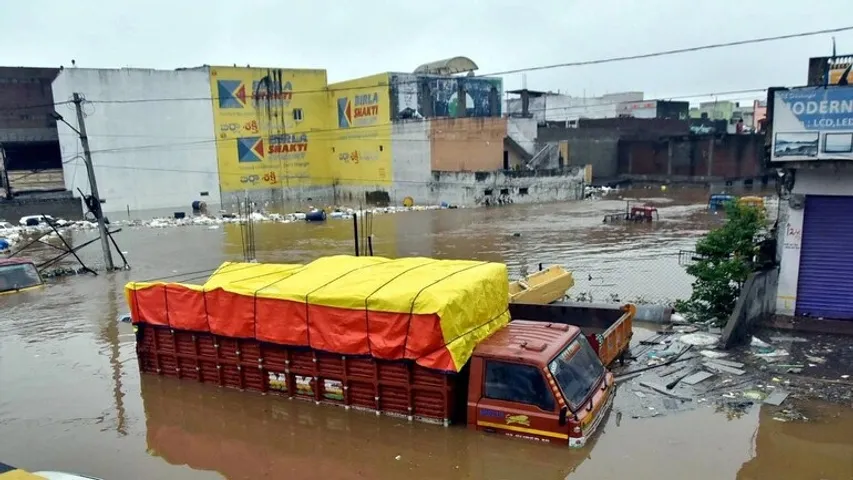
[73,92,114,271]
[0,144,10,200]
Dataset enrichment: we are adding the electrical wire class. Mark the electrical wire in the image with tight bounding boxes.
[62,26,853,106]
[49,87,769,160]
[0,25,847,115]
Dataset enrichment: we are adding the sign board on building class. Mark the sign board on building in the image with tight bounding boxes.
[770,86,853,162]
[616,101,657,119]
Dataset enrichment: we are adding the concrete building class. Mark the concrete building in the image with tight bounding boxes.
[47,58,585,214]
[0,66,85,220]
[769,84,853,323]
[689,100,759,134]
[52,68,221,215]
[506,89,644,126]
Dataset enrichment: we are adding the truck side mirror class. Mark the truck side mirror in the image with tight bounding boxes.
[558,406,568,426]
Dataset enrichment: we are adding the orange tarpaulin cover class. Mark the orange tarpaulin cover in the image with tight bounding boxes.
[125,256,510,372]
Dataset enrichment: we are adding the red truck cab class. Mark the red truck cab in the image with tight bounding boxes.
[467,320,615,448]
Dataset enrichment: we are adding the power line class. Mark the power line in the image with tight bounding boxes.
[52,87,768,155]
[75,26,849,106]
[0,25,845,115]
[59,158,586,187]
[0,100,71,113]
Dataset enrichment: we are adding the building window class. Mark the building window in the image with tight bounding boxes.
[293,108,304,121]
[519,187,529,195]
[500,188,509,195]
[484,360,555,411]
[484,188,493,196]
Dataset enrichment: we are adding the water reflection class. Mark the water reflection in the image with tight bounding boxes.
[737,403,853,480]
[140,376,595,480]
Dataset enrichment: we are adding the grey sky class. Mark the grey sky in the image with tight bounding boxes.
[3,0,853,105]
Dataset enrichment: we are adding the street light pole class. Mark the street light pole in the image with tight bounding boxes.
[72,93,114,271]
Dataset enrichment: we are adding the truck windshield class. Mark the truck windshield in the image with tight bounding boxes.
[0,263,42,292]
[548,336,605,411]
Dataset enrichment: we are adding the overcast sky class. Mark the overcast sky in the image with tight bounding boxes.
[3,0,853,105]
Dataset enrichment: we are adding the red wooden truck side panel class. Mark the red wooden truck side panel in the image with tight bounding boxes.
[137,325,459,424]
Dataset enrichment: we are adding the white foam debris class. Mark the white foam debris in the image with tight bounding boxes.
[0,204,458,249]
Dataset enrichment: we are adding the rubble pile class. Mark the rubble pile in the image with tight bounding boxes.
[613,327,852,423]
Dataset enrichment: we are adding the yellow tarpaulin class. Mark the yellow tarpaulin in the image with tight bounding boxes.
[126,256,511,372]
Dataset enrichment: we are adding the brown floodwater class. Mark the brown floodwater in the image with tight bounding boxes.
[4,189,851,480]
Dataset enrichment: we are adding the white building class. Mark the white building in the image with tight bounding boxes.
[506,90,643,125]
[771,85,853,322]
[52,68,220,216]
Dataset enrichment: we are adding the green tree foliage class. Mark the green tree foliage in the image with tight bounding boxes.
[676,201,766,325]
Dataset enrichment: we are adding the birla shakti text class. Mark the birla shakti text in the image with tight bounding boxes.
[268,133,308,154]
[353,93,379,119]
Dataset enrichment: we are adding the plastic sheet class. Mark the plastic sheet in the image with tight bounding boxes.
[126,256,511,372]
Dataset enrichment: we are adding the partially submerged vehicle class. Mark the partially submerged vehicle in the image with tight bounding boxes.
[0,258,44,295]
[708,194,735,212]
[738,196,765,210]
[603,202,659,223]
[127,256,634,448]
[508,265,574,304]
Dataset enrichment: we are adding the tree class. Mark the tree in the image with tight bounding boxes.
[676,201,766,325]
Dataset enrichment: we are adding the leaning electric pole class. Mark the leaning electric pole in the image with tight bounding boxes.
[73,93,114,271]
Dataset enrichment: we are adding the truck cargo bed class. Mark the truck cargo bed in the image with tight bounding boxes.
[508,301,634,366]
[136,324,461,425]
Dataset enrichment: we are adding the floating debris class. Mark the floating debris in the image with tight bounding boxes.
[678,332,720,347]
[699,349,729,359]
[703,361,746,376]
[763,390,790,406]
[682,371,715,386]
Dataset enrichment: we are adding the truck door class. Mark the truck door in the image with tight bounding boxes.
[475,360,567,444]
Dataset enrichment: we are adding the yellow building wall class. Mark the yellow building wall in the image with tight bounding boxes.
[209,66,331,193]
[327,73,392,186]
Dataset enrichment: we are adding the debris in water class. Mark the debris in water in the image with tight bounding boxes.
[703,361,746,376]
[682,371,714,386]
[707,359,745,369]
[678,332,720,347]
[842,375,850,380]
[699,349,728,359]
[754,348,790,360]
[395,455,401,461]
[634,391,647,398]
[672,325,698,333]
[805,355,826,364]
[743,390,766,401]
[750,336,772,350]
[769,336,808,343]
[763,389,790,406]
[639,381,693,402]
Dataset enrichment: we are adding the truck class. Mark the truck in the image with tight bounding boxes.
[128,256,634,448]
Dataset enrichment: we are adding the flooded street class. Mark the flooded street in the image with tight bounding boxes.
[3,191,852,480]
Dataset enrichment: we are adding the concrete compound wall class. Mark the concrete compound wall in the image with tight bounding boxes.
[618,134,766,182]
[52,68,221,215]
[402,168,585,207]
[775,166,853,316]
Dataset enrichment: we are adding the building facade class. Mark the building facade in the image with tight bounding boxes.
[52,68,222,215]
[50,62,582,214]
[507,90,644,125]
[770,85,853,322]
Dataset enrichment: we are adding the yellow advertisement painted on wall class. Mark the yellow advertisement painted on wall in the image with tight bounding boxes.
[209,66,331,193]
[328,73,392,186]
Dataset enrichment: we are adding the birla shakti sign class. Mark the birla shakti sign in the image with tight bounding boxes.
[337,93,380,128]
[771,86,853,162]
